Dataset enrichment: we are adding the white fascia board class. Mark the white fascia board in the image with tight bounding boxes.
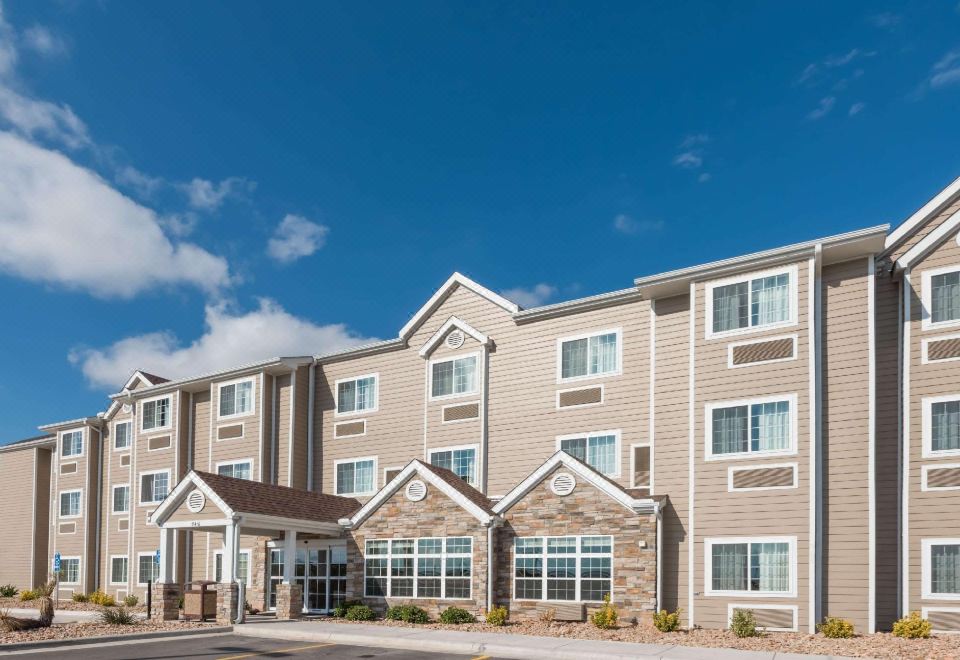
[896,207,960,271]
[399,272,519,340]
[885,175,960,252]
[149,470,234,526]
[418,316,490,357]
[38,417,101,432]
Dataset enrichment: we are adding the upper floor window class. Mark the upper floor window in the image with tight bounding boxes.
[139,470,169,505]
[61,430,83,457]
[217,460,252,480]
[558,329,620,381]
[141,396,171,432]
[923,395,960,457]
[431,355,478,399]
[337,374,378,415]
[219,379,254,418]
[429,446,477,485]
[114,422,131,450]
[706,537,795,596]
[707,396,795,460]
[336,457,376,496]
[932,271,960,324]
[112,484,130,514]
[557,432,619,476]
[707,266,796,338]
[59,490,81,518]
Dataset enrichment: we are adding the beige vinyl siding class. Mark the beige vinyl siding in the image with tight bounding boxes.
[262,373,274,484]
[33,448,51,588]
[275,374,293,487]
[887,198,960,262]
[292,365,310,490]
[100,412,135,595]
[191,390,212,474]
[53,427,92,594]
[0,447,43,589]
[208,374,263,482]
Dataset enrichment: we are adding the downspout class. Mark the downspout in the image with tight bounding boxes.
[271,376,278,484]
[186,392,194,583]
[656,504,662,613]
[307,362,316,491]
[93,424,103,591]
[233,517,244,624]
[486,522,495,611]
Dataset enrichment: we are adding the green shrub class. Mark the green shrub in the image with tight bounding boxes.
[0,585,18,598]
[100,607,137,625]
[123,594,139,607]
[485,605,508,626]
[18,589,38,602]
[332,599,364,618]
[87,590,116,607]
[344,604,376,621]
[892,611,932,639]
[440,607,476,624]
[730,609,759,638]
[385,605,429,623]
[71,592,89,603]
[818,616,855,639]
[177,596,184,610]
[652,608,682,632]
[590,593,618,630]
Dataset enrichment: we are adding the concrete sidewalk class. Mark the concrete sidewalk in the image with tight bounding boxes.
[234,620,854,660]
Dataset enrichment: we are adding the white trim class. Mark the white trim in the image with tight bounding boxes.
[113,420,132,452]
[922,393,960,458]
[288,368,296,487]
[257,373,264,483]
[111,483,131,514]
[726,334,798,369]
[922,606,960,633]
[441,400,482,423]
[922,331,960,364]
[58,488,83,519]
[630,442,652,491]
[554,385,605,410]
[334,372,380,417]
[687,280,696,627]
[809,248,822,633]
[213,548,252,585]
[897,206,960,270]
[398,272,519,340]
[427,443,481,487]
[333,456,378,496]
[555,327,623,384]
[363,536,474,600]
[704,393,799,461]
[146,433,173,451]
[58,461,78,476]
[903,269,912,616]
[703,536,798,598]
[704,264,799,340]
[214,458,254,480]
[116,518,129,533]
[885,175,960,251]
[922,538,960,601]
[921,264,960,331]
[382,466,404,483]
[428,351,481,401]
[649,299,656,495]
[418,316,490,357]
[510,534,615,603]
[334,419,367,438]
[554,430,622,478]
[58,428,85,459]
[727,603,799,632]
[58,556,82,585]
[139,393,173,433]
[215,375,257,421]
[727,462,798,492]
[136,551,159,586]
[867,256,877,633]
[109,555,129,586]
[149,472,233,526]
[921,463,960,491]
[138,468,172,506]
[214,421,245,443]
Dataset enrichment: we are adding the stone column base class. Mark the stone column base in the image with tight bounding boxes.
[151,583,181,621]
[275,582,303,620]
[215,582,240,625]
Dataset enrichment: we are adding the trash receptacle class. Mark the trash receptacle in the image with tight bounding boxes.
[183,580,217,622]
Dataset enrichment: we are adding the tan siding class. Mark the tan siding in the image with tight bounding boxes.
[192,390,212,474]
[292,365,310,490]
[0,447,42,589]
[275,374,293,486]
[208,373,264,481]
[262,374,274,484]
[887,198,960,262]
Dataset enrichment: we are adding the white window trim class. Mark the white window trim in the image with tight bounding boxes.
[111,483,131,514]
[334,456,378,496]
[215,421,245,443]
[334,373,380,417]
[922,264,960,332]
[136,551,159,586]
[140,394,173,433]
[59,556,82,585]
[334,419,367,438]
[555,384,605,410]
[442,400,482,423]
[704,536,798,598]
[58,488,83,519]
[215,458,254,480]
[922,394,960,458]
[59,428,85,459]
[629,442,653,491]
[922,331,960,364]
[138,469,172,506]
[428,443,481,487]
[213,548,252,585]
[922,463,960,492]
[382,466,404,485]
[59,461,78,475]
[428,351,481,401]
[511,534,615,603]
[922,606,960,633]
[727,462,799,492]
[726,603,798,632]
[555,430,622,478]
[216,376,257,421]
[109,555,129,586]
[363,536,474,600]
[726,334,799,369]
[113,420,132,451]
[705,264,799,340]
[555,327,623,385]
[704,393,799,461]
[116,518,129,533]
[922,538,960,601]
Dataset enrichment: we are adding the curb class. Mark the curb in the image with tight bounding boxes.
[0,626,233,653]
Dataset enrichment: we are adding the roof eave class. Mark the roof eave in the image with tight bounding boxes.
[38,417,101,432]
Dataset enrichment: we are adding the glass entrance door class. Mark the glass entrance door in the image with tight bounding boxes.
[268,543,347,613]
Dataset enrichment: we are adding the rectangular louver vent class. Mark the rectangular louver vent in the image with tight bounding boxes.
[117,518,129,532]
[60,462,77,475]
[335,420,366,438]
[729,336,796,367]
[217,424,244,440]
[729,464,797,491]
[923,465,960,490]
[556,386,603,408]
[926,337,960,362]
[58,522,76,535]
[443,403,480,422]
[148,435,171,451]
[120,454,130,467]
[927,609,960,632]
[731,606,795,631]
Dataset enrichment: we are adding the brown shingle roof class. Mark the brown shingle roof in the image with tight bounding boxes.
[418,462,494,515]
[193,471,361,523]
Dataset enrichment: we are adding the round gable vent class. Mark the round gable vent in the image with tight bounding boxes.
[551,472,577,496]
[122,403,132,414]
[405,479,428,502]
[186,489,206,513]
[445,330,466,349]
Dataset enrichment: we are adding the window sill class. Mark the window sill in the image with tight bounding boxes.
[216,410,256,422]
[705,591,796,599]
[705,449,797,462]
[556,371,620,386]
[706,319,798,342]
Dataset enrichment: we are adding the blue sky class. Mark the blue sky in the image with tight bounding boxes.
[1,1,959,442]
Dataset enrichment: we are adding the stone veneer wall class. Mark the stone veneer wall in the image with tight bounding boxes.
[495,465,658,621]
[247,535,271,611]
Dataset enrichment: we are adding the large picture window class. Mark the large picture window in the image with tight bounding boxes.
[707,266,796,338]
[705,537,795,596]
[707,396,795,460]
[513,535,613,602]
[219,379,254,418]
[557,432,619,476]
[430,355,478,399]
[337,375,378,415]
[429,446,477,485]
[364,537,472,600]
[335,458,376,495]
[558,330,620,381]
[141,396,171,432]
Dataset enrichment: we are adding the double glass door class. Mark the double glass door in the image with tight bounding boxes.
[269,544,347,613]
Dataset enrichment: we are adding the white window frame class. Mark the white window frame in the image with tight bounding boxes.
[922,331,960,365]
[511,534,615,603]
[216,376,257,421]
[59,489,83,519]
[704,536,798,598]
[109,555,129,586]
[334,456,378,496]
[727,462,799,492]
[215,459,254,480]
[555,327,623,384]
[382,466,404,485]
[139,469,171,506]
[60,428,84,458]
[113,420,132,451]
[922,264,960,331]
[442,400,483,423]
[630,442,653,492]
[363,536,473,600]
[59,556,81,585]
[555,430,622,478]
[705,264,799,340]
[213,548,252,585]
[335,373,379,417]
[922,538,960,601]
[428,444,480,486]
[111,483,131,514]
[726,333,799,369]
[704,393,798,461]
[140,394,173,433]
[923,394,960,458]
[136,551,159,586]
[428,352,481,401]
[922,463,960,492]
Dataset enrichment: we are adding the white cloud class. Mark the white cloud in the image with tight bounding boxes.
[849,102,866,116]
[0,131,231,298]
[115,165,164,197]
[0,2,16,77]
[930,50,960,89]
[70,299,375,389]
[500,283,558,309]
[181,176,253,211]
[673,151,703,169]
[807,96,836,120]
[0,81,88,148]
[867,12,901,30]
[267,214,329,264]
[613,214,665,235]
[698,172,712,183]
[797,49,876,86]
[21,25,66,56]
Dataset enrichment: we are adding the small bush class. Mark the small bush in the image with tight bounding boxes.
[440,607,476,624]
[123,594,139,607]
[652,608,682,632]
[332,600,364,618]
[485,605,508,626]
[0,585,18,598]
[386,605,429,623]
[101,607,137,625]
[591,593,619,630]
[537,607,556,623]
[71,592,89,603]
[818,616,855,639]
[18,589,38,602]
[345,604,376,621]
[87,590,116,607]
[730,609,759,638]
[892,611,932,639]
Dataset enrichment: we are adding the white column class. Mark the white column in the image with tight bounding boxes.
[222,521,236,583]
[282,529,297,583]
[158,527,175,584]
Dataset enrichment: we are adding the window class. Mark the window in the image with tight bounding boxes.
[559,330,620,381]
[60,558,80,584]
[513,535,613,602]
[708,267,795,337]
[335,458,376,495]
[364,537,472,599]
[114,422,131,450]
[112,485,130,514]
[931,270,960,325]
[337,375,378,415]
[61,430,83,457]
[431,355,478,399]
[219,379,254,418]
[429,446,478,485]
[925,396,960,456]
[110,556,128,584]
[217,461,252,480]
[557,432,619,476]
[140,471,170,505]
[707,396,795,459]
[215,550,250,585]
[631,444,651,493]
[706,537,795,596]
[923,540,960,599]
[59,490,81,518]
[138,553,159,585]
[141,396,171,432]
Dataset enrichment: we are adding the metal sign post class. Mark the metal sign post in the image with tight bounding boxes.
[53,552,61,603]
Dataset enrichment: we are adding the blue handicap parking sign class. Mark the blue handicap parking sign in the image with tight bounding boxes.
[53,552,61,572]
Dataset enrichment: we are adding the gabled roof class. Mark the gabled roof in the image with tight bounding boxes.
[418,316,490,357]
[896,205,960,271]
[399,273,519,341]
[342,459,495,529]
[37,417,101,432]
[0,435,55,453]
[884,175,960,255]
[492,451,660,516]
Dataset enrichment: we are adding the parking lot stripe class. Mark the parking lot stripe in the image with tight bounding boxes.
[217,642,335,660]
